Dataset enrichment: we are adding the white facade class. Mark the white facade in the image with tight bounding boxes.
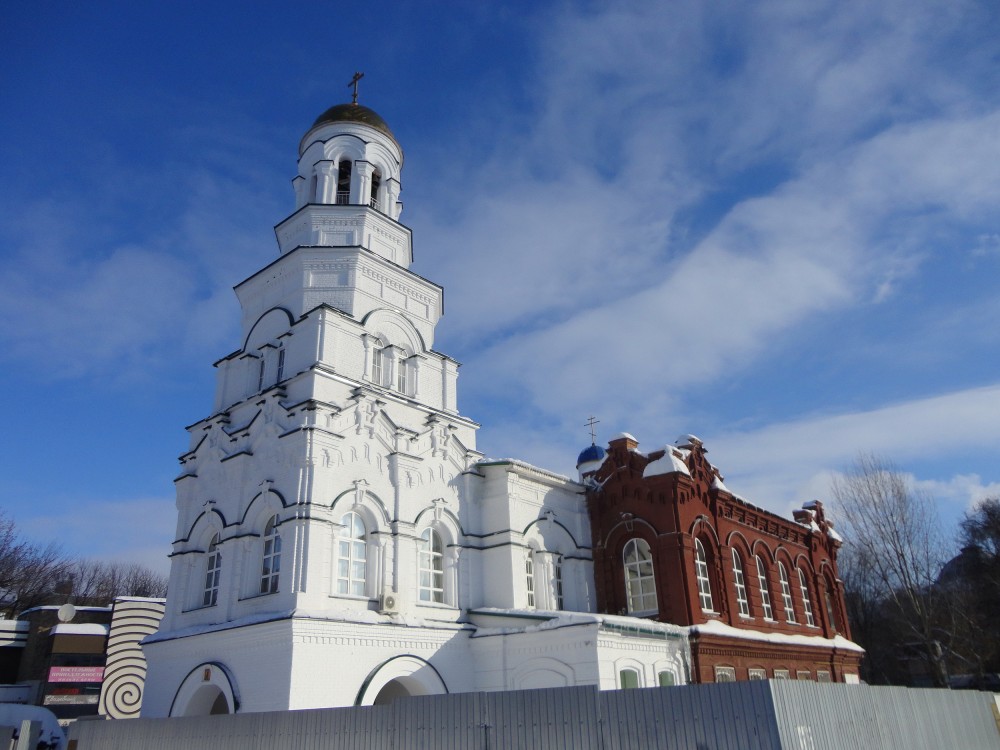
[141,104,689,717]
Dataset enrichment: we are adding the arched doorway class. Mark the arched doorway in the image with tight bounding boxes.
[356,655,448,706]
[169,662,239,717]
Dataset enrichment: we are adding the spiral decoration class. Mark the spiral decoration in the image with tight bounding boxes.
[98,599,166,719]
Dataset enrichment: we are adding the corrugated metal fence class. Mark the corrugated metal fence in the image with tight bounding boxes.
[69,682,1000,750]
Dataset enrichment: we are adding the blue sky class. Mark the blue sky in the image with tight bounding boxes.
[2,1,999,573]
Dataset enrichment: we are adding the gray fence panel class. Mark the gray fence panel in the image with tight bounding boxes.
[485,684,600,750]
[68,682,1000,750]
[598,682,782,750]
[769,681,1000,750]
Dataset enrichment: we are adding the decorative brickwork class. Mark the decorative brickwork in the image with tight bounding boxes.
[585,434,862,682]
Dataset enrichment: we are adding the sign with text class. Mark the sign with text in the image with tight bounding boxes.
[47,666,104,683]
[43,694,99,705]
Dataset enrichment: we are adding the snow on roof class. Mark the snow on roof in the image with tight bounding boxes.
[51,623,109,636]
[476,458,577,485]
[711,474,729,492]
[643,449,691,478]
[675,434,702,446]
[827,524,844,543]
[469,608,688,639]
[609,432,637,442]
[690,618,864,653]
[802,500,819,510]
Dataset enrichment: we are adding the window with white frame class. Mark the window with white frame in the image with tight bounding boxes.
[623,538,657,614]
[748,668,767,680]
[797,568,815,626]
[336,512,368,597]
[203,534,221,607]
[714,666,737,683]
[816,670,832,683]
[396,357,408,393]
[418,528,444,603]
[658,670,675,687]
[256,358,265,392]
[796,670,812,680]
[619,669,640,689]
[371,341,385,386]
[259,515,281,595]
[525,552,535,608]
[778,563,796,623]
[695,539,714,611]
[276,347,285,383]
[773,669,790,680]
[756,555,774,620]
[732,549,750,617]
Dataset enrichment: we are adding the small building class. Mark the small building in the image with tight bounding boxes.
[584,434,862,682]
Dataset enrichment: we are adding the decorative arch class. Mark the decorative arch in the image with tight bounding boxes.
[751,540,776,563]
[243,307,294,352]
[522,516,582,552]
[169,662,240,717]
[513,657,576,690]
[362,308,427,354]
[602,516,659,549]
[332,486,391,529]
[725,530,754,556]
[240,486,289,528]
[412,505,464,540]
[689,516,721,546]
[355,655,448,706]
[180,508,228,548]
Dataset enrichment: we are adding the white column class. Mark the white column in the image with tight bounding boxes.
[353,161,374,206]
[315,161,336,204]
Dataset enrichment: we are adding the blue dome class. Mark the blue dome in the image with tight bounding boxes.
[577,444,607,467]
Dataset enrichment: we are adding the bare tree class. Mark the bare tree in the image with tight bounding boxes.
[0,511,72,616]
[830,454,950,687]
[58,559,168,605]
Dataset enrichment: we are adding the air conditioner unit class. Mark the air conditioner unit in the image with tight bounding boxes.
[379,590,400,614]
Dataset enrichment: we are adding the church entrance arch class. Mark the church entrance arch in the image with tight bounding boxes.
[355,655,447,706]
[169,662,239,717]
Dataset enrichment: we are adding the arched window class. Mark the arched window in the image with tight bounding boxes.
[797,568,815,626]
[337,512,368,597]
[203,534,221,607]
[778,562,796,623]
[370,168,382,210]
[525,552,535,608]
[731,549,750,617]
[623,538,657,614]
[824,577,840,632]
[260,515,281,595]
[695,539,714,611]
[755,555,774,620]
[418,529,444,603]
[619,668,640,689]
[336,160,351,204]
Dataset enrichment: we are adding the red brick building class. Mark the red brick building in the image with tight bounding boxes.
[583,433,863,683]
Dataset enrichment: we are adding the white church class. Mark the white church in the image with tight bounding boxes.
[141,99,691,717]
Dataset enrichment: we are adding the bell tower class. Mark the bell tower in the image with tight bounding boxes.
[146,97,483,715]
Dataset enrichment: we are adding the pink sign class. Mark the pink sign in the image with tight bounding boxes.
[47,666,104,683]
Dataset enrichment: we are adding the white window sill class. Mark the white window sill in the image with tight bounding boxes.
[329,593,374,602]
[181,602,218,614]
[238,590,279,602]
[416,600,458,611]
